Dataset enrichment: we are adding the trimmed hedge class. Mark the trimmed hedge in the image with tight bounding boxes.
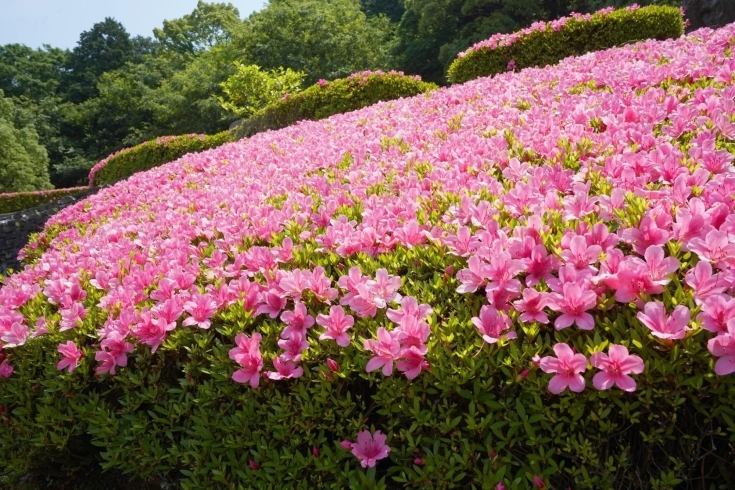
[88,131,235,187]
[234,70,438,138]
[447,5,685,84]
[0,187,90,215]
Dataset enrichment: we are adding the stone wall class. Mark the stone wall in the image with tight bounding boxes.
[0,187,100,275]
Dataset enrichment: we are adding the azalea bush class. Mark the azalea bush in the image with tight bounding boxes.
[1,24,735,489]
[233,70,438,138]
[88,131,234,187]
[447,5,685,84]
[0,187,89,214]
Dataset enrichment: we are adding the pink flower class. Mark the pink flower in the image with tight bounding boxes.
[266,355,304,380]
[326,358,339,372]
[456,256,488,293]
[308,266,338,303]
[281,301,315,338]
[698,295,735,334]
[229,333,264,387]
[59,302,87,331]
[57,341,83,373]
[1,322,29,348]
[364,327,401,376]
[708,333,735,375]
[688,230,735,264]
[545,282,597,330]
[636,301,690,340]
[95,332,134,375]
[590,344,644,391]
[349,430,391,468]
[316,305,354,347]
[277,330,309,362]
[182,292,218,329]
[386,296,433,324]
[255,289,287,318]
[512,288,549,324]
[685,261,727,305]
[0,355,13,378]
[521,244,560,287]
[561,235,602,271]
[396,346,429,379]
[539,343,587,394]
[643,246,679,285]
[471,305,516,344]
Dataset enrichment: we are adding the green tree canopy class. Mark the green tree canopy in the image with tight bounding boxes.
[60,17,135,103]
[0,90,52,193]
[0,44,68,101]
[154,1,243,56]
[219,63,305,117]
[360,0,406,22]
[236,0,395,85]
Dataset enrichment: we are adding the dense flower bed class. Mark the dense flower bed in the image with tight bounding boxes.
[1,24,735,488]
[447,4,684,84]
[0,187,89,214]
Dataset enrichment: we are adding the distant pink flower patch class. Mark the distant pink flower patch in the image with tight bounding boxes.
[57,341,83,373]
[636,301,690,340]
[539,343,587,394]
[590,344,644,391]
[348,429,391,468]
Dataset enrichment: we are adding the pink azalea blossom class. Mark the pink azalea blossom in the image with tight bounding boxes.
[561,235,602,271]
[364,327,401,376]
[266,355,304,380]
[349,430,391,468]
[277,330,310,362]
[57,341,83,373]
[95,332,134,375]
[643,246,679,285]
[182,292,218,329]
[539,343,587,394]
[521,244,561,286]
[0,356,12,378]
[698,295,735,334]
[512,288,549,324]
[636,301,690,340]
[1,322,29,348]
[456,256,488,293]
[685,261,727,304]
[590,344,644,391]
[471,304,516,344]
[280,301,315,338]
[386,296,433,324]
[707,333,735,375]
[316,305,354,347]
[545,282,597,330]
[396,346,429,379]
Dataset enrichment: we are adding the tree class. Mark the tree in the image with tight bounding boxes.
[0,90,52,192]
[236,0,396,85]
[154,1,243,56]
[60,17,135,103]
[360,0,406,22]
[0,44,68,101]
[219,63,305,117]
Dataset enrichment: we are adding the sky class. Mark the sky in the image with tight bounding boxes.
[0,0,267,50]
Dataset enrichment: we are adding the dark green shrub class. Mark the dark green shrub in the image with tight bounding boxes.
[88,131,234,187]
[0,187,89,214]
[234,70,438,138]
[447,5,685,84]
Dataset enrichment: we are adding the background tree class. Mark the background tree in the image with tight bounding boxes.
[153,1,243,57]
[219,63,305,117]
[360,0,406,22]
[60,17,135,103]
[0,90,52,192]
[236,0,395,85]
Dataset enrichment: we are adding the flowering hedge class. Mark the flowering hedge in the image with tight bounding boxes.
[233,70,438,138]
[88,131,234,187]
[447,5,685,84]
[0,187,89,214]
[1,24,735,489]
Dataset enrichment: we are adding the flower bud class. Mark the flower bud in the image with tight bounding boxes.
[249,460,259,471]
[533,475,545,489]
[496,483,507,490]
[340,440,353,450]
[413,458,423,465]
[327,358,339,373]
[312,445,319,458]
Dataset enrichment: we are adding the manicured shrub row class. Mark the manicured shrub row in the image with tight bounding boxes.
[447,5,685,84]
[1,24,735,489]
[233,70,438,138]
[88,131,235,186]
[0,187,89,214]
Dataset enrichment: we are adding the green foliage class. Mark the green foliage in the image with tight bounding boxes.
[235,0,396,85]
[0,91,52,193]
[0,44,68,101]
[153,1,243,57]
[1,243,733,488]
[60,18,136,104]
[219,63,305,118]
[234,71,438,138]
[0,187,89,214]
[89,131,234,187]
[360,0,406,23]
[447,5,684,84]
